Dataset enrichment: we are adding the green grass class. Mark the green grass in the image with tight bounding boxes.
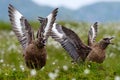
[0,21,120,80]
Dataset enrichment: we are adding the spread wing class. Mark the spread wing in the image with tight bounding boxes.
[51,23,80,62]
[51,23,92,62]
[37,8,58,46]
[8,4,34,51]
[88,22,98,46]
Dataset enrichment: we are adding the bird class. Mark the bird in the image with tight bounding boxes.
[86,22,114,63]
[51,22,114,63]
[38,18,114,64]
[8,4,58,69]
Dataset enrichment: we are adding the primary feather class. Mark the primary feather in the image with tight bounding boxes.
[51,23,80,62]
[88,22,98,46]
[37,8,58,45]
[8,4,34,51]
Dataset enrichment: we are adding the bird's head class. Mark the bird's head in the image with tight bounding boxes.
[99,36,114,49]
[102,37,114,44]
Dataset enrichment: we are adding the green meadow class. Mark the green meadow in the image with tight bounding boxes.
[0,21,120,80]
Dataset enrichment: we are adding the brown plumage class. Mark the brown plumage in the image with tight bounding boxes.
[85,22,114,63]
[8,4,58,69]
[86,37,114,63]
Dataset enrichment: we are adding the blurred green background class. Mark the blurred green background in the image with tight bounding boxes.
[0,0,120,80]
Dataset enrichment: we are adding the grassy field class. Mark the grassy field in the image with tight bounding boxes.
[0,21,120,80]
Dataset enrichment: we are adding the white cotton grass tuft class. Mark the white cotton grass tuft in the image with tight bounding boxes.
[52,59,58,65]
[48,72,58,80]
[87,64,91,68]
[48,68,59,80]
[55,69,59,73]
[114,76,120,80]
[20,64,25,71]
[0,59,4,63]
[13,68,16,71]
[63,65,68,71]
[5,73,8,76]
[84,68,90,75]
[72,78,76,80]
[30,69,37,76]
[52,62,56,65]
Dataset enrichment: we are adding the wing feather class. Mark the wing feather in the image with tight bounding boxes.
[8,4,34,50]
[51,23,92,62]
[88,22,98,46]
[37,8,58,45]
[51,23,80,62]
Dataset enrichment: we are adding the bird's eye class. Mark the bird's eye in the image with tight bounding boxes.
[42,40,45,43]
[41,39,46,44]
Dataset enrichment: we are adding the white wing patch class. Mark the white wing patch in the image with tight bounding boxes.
[52,23,64,39]
[88,22,98,46]
[13,10,23,35]
[43,13,53,37]
[91,25,95,42]
[37,8,58,45]
[8,4,34,50]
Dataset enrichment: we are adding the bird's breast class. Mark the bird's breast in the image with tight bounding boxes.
[24,44,47,69]
[87,47,105,63]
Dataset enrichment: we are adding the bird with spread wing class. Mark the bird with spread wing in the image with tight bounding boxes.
[8,4,58,69]
[38,18,113,64]
[86,22,114,63]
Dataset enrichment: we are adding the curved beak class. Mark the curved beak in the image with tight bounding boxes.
[109,36,114,45]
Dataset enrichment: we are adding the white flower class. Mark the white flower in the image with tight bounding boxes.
[52,60,58,65]
[55,69,59,73]
[0,59,4,63]
[48,72,58,80]
[5,73,8,76]
[63,65,68,71]
[52,62,56,65]
[87,64,91,68]
[20,64,25,71]
[84,68,90,74]
[72,78,76,80]
[13,68,16,71]
[30,69,37,76]
[114,76,120,80]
